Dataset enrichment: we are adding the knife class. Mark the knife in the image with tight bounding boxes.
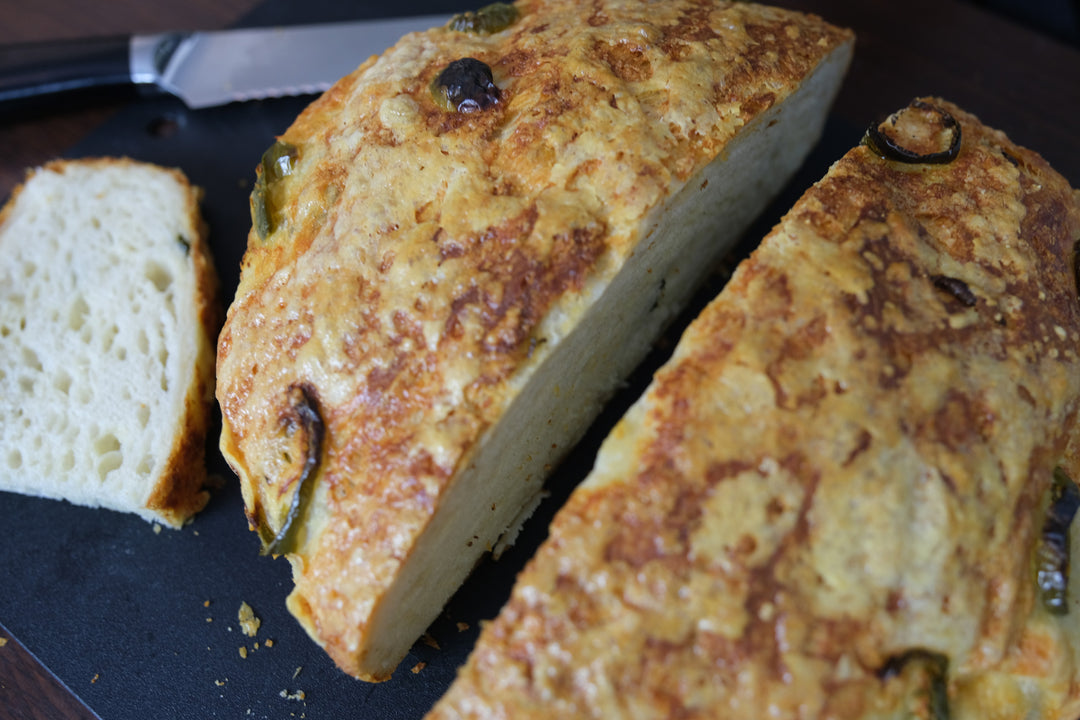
[0,14,454,110]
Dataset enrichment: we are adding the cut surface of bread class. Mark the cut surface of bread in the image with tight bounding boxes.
[215,0,853,680]
[425,98,1080,719]
[0,158,219,528]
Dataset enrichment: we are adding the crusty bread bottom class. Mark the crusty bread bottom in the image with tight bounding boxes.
[311,41,854,681]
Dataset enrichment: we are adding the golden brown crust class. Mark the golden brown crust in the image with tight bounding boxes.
[142,165,219,527]
[427,99,1080,718]
[216,0,852,679]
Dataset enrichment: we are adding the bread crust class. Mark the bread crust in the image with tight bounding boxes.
[216,0,852,679]
[144,163,220,526]
[427,99,1080,718]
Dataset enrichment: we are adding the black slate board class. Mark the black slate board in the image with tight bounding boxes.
[0,1,860,717]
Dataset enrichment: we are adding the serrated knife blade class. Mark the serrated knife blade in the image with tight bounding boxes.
[0,13,453,110]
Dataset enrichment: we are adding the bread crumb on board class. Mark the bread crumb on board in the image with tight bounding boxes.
[0,637,7,648]
[411,662,427,674]
[239,602,261,637]
[280,689,306,701]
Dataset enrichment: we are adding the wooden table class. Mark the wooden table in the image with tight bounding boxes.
[0,1,1077,718]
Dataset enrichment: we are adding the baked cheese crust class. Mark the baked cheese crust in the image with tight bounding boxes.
[427,99,1080,718]
[216,0,852,680]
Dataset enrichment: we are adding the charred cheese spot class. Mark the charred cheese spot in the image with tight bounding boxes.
[592,39,654,82]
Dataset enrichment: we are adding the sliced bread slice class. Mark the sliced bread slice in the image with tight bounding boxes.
[0,158,220,528]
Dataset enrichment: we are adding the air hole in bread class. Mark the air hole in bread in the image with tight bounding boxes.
[93,433,120,457]
[137,330,149,354]
[60,450,75,472]
[97,452,123,481]
[68,296,89,332]
[21,346,41,372]
[22,261,36,278]
[144,261,173,293]
[52,370,72,395]
[18,376,33,394]
[94,433,123,481]
[46,410,67,434]
[101,323,118,353]
[7,449,22,470]
[136,455,153,477]
[137,405,150,428]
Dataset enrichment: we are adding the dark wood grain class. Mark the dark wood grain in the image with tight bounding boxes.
[0,622,100,720]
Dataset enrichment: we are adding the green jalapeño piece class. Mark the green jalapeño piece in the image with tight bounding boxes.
[1036,467,1080,615]
[448,2,520,34]
[862,100,961,165]
[251,140,298,241]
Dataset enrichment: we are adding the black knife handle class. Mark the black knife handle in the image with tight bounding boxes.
[0,35,132,104]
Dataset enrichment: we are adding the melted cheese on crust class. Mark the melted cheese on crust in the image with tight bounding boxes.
[427,99,1080,718]
[215,0,852,681]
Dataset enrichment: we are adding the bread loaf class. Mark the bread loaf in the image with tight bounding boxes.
[426,98,1080,718]
[0,158,219,528]
[215,0,853,680]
